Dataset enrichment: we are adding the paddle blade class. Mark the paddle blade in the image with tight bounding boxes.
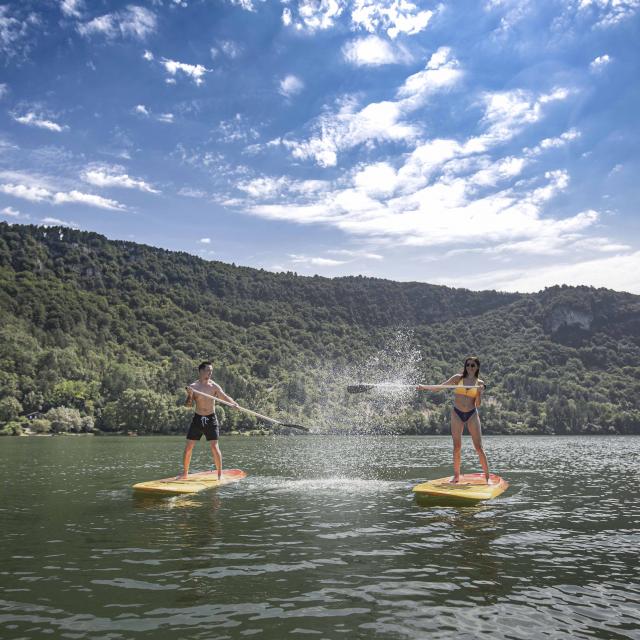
[281,423,310,432]
[347,384,375,394]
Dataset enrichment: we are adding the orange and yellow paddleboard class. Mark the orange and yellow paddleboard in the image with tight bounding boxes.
[133,469,247,495]
[413,473,508,502]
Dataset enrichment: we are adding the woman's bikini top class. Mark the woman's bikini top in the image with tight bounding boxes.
[454,378,480,398]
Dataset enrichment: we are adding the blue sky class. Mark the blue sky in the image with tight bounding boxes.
[1,0,639,293]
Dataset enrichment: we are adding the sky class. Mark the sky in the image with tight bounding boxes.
[1,0,639,293]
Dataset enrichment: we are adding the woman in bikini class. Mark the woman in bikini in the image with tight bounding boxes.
[417,356,491,484]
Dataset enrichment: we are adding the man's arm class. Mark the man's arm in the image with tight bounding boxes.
[184,386,194,408]
[212,382,239,407]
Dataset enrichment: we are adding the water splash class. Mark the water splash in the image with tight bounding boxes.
[311,329,423,434]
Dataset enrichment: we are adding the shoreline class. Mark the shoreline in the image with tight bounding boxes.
[5,430,631,438]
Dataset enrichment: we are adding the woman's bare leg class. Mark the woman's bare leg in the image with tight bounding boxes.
[467,413,490,482]
[450,411,464,482]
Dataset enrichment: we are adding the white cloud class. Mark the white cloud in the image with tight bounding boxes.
[281,47,462,167]
[290,253,347,267]
[342,35,410,66]
[590,53,612,72]
[238,176,290,198]
[198,237,211,244]
[350,0,434,38]
[160,58,210,85]
[13,112,65,132]
[536,128,581,151]
[179,187,208,198]
[40,216,79,229]
[328,248,384,260]
[279,74,304,98]
[143,49,154,61]
[229,0,263,11]
[220,40,242,58]
[78,6,156,40]
[1,205,21,217]
[0,6,39,59]
[60,0,83,18]
[396,47,462,104]
[0,183,51,202]
[294,0,346,32]
[52,190,127,211]
[236,97,591,257]
[81,165,159,193]
[0,83,8,99]
[433,251,640,294]
[1,179,126,211]
[471,87,571,151]
[281,0,433,37]
[484,0,533,36]
[157,113,175,123]
[353,162,399,197]
[576,0,640,28]
[218,114,260,143]
[134,104,150,116]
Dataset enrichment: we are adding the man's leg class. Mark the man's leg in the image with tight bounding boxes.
[450,411,464,482]
[209,441,222,480]
[181,440,196,479]
[467,413,490,482]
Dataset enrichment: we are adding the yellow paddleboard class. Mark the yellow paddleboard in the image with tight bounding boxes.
[413,473,508,502]
[133,469,247,495]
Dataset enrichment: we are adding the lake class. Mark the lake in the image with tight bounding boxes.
[1,435,639,639]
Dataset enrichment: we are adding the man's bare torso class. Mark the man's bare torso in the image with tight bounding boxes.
[188,380,222,415]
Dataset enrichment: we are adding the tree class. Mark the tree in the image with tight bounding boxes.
[44,406,83,433]
[0,397,22,424]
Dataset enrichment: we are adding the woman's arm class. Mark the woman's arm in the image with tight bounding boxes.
[475,378,485,407]
[416,374,461,392]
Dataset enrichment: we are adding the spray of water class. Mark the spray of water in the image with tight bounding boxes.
[310,329,423,435]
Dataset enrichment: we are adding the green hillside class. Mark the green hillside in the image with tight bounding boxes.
[1,222,639,436]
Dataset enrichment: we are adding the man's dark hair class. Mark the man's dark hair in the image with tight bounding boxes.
[198,361,213,371]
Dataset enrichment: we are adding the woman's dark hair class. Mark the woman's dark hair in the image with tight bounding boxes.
[461,356,480,379]
[198,361,213,371]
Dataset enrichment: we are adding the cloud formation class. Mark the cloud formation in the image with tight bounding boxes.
[279,47,463,167]
[0,179,127,211]
[342,35,411,66]
[590,53,612,72]
[78,6,156,40]
[279,75,305,98]
[82,165,159,193]
[280,0,433,37]
[13,112,66,132]
[160,58,211,85]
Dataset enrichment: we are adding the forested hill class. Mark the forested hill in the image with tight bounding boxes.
[1,222,639,436]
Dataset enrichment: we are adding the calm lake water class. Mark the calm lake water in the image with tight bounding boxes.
[1,435,639,640]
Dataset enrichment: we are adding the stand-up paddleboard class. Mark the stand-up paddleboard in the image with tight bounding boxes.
[413,473,508,502]
[133,469,247,495]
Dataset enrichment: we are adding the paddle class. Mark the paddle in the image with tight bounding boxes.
[188,387,310,432]
[347,383,486,394]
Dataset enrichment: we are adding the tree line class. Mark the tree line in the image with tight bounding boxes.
[1,222,639,436]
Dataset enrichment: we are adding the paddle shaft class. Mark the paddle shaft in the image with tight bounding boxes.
[348,383,483,392]
[188,387,308,431]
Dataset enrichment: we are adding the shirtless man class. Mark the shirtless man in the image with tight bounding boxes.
[181,361,239,480]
